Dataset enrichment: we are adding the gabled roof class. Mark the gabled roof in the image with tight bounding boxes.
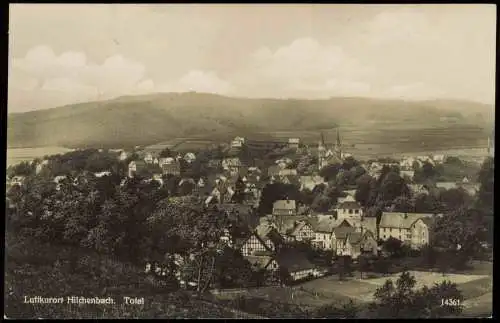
[287,221,312,236]
[334,225,357,240]
[360,216,377,235]
[337,197,362,210]
[179,178,196,186]
[379,212,434,229]
[275,250,315,272]
[245,256,274,269]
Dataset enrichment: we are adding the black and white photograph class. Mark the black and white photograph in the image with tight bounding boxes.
[5,3,495,319]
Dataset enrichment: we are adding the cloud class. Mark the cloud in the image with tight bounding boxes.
[367,8,433,45]
[233,37,374,98]
[10,45,147,103]
[9,45,233,111]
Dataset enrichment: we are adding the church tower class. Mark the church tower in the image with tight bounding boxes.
[334,128,342,160]
[318,132,326,170]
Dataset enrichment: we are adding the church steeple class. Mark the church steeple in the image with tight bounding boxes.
[334,128,342,160]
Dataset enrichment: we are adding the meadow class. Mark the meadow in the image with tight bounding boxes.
[214,261,493,318]
[7,147,74,167]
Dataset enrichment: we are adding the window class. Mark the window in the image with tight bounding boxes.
[354,209,359,214]
[349,209,353,214]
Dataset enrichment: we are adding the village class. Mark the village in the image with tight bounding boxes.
[7,129,493,293]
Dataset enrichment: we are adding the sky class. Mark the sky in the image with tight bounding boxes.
[8,4,497,113]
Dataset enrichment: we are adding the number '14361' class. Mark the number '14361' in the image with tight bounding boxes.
[441,298,461,306]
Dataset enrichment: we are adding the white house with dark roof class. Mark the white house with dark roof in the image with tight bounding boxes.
[379,212,433,249]
[299,175,326,191]
[272,200,297,216]
[335,195,363,221]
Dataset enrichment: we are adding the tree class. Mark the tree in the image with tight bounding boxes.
[432,207,487,269]
[338,256,352,281]
[476,156,494,216]
[391,195,415,213]
[358,255,371,279]
[159,148,174,158]
[420,245,438,269]
[414,193,440,213]
[319,163,342,182]
[355,174,374,207]
[382,237,404,258]
[373,257,392,276]
[438,188,472,213]
[377,171,410,205]
[414,162,436,183]
[231,176,246,204]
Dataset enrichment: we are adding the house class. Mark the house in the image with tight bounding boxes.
[128,160,147,178]
[400,157,416,170]
[310,217,337,250]
[184,152,196,164]
[278,168,298,176]
[379,212,433,249]
[273,200,297,216]
[360,216,378,240]
[144,152,154,164]
[222,157,246,175]
[299,176,326,191]
[241,227,276,257]
[208,159,222,169]
[408,184,430,196]
[284,221,315,242]
[10,175,25,187]
[433,154,446,164]
[335,195,363,221]
[400,170,415,181]
[231,136,245,148]
[161,161,181,176]
[94,171,111,178]
[288,138,300,149]
[159,157,175,167]
[273,174,300,186]
[245,255,280,272]
[336,230,378,259]
[334,224,377,259]
[205,185,235,205]
[275,250,316,283]
[118,150,128,161]
[436,182,458,191]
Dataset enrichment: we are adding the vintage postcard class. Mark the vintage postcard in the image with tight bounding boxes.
[5,4,495,319]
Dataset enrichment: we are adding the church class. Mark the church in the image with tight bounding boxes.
[317,129,349,170]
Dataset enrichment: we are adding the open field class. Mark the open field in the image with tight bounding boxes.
[143,124,492,161]
[215,261,492,318]
[7,147,74,167]
[361,271,490,290]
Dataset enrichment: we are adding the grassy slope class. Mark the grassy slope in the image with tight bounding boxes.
[4,234,245,319]
[7,92,493,149]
